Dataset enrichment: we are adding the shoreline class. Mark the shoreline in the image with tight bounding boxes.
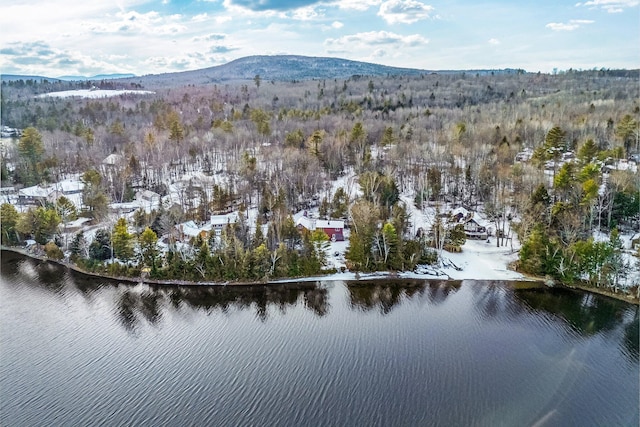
[2,246,637,304]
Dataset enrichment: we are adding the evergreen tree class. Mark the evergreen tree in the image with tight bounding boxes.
[139,227,159,269]
[0,203,20,245]
[16,127,45,185]
[70,231,88,260]
[112,218,134,261]
[89,228,112,261]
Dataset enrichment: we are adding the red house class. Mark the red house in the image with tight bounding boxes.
[295,211,345,241]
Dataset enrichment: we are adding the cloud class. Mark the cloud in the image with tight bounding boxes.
[86,11,187,35]
[223,0,320,12]
[488,38,500,45]
[336,0,382,10]
[291,6,324,20]
[192,13,210,22]
[192,33,228,42]
[325,30,428,54]
[0,40,135,76]
[331,21,344,29]
[575,0,639,13]
[546,19,594,31]
[377,0,434,24]
[209,45,237,53]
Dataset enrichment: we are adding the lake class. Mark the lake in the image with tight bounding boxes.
[1,251,638,426]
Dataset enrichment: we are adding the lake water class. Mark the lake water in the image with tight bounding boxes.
[1,251,638,426]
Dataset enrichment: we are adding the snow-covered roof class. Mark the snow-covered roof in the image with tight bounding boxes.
[18,185,56,198]
[102,153,124,165]
[211,212,238,226]
[293,210,308,222]
[451,207,469,218]
[465,212,490,228]
[54,179,84,194]
[296,215,344,231]
[296,215,315,230]
[316,219,344,229]
[177,220,212,238]
[136,189,161,201]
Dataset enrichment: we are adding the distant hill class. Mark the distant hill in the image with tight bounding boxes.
[56,73,137,81]
[1,74,62,82]
[119,55,433,87]
[2,56,532,88]
[205,55,428,80]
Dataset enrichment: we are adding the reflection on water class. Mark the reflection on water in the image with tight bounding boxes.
[346,280,461,313]
[515,285,640,360]
[1,250,638,427]
[107,282,330,331]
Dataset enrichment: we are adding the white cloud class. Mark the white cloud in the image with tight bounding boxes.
[192,13,210,22]
[546,19,594,31]
[331,21,344,29]
[576,0,639,13]
[325,30,428,54]
[378,0,434,24]
[336,0,382,11]
[488,38,500,45]
[291,6,323,20]
[86,11,187,35]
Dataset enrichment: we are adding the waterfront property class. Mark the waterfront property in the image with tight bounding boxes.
[295,210,345,241]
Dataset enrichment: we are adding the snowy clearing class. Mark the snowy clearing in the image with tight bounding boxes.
[37,89,155,99]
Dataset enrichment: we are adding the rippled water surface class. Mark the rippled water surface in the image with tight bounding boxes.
[1,251,638,426]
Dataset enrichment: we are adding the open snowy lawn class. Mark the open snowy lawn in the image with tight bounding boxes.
[37,89,154,99]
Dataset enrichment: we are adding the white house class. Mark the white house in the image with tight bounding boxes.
[210,212,239,236]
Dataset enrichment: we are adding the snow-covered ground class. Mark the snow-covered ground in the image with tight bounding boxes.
[318,184,527,282]
[37,89,154,99]
[321,233,525,282]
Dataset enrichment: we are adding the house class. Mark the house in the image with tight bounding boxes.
[55,179,84,195]
[101,153,124,167]
[18,178,85,207]
[18,184,61,205]
[449,208,492,240]
[461,213,493,240]
[135,189,161,212]
[175,220,212,241]
[450,206,470,223]
[295,210,344,241]
[210,212,238,236]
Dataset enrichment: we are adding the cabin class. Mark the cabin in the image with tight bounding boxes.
[295,211,344,241]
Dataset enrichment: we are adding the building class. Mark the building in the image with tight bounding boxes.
[295,211,344,241]
[210,212,239,236]
[17,184,60,205]
[449,208,492,240]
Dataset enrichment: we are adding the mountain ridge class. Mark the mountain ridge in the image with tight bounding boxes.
[2,55,530,86]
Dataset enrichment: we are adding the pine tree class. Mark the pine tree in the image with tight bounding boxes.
[112,218,134,261]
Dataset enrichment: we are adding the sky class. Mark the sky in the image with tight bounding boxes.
[1,0,638,77]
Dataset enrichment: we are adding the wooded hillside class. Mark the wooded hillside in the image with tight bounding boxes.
[1,65,638,286]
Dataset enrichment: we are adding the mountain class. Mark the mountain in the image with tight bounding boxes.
[2,56,526,88]
[203,55,428,80]
[56,73,136,81]
[0,74,62,82]
[119,55,432,87]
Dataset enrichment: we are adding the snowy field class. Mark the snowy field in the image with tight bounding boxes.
[37,89,154,99]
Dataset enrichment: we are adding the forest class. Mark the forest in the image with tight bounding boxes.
[1,66,638,289]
